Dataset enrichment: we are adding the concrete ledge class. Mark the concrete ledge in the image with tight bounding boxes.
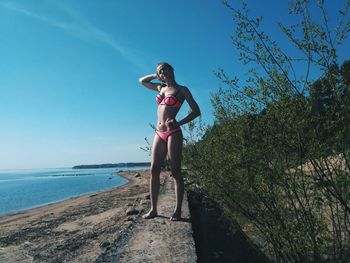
[96,173,197,263]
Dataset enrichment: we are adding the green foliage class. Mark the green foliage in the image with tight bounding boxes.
[184,1,350,262]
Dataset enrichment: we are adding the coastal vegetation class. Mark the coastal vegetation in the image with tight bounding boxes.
[183,0,350,262]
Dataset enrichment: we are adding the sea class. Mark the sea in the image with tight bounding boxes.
[0,167,147,217]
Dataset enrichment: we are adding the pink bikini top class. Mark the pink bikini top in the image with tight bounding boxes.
[156,88,182,108]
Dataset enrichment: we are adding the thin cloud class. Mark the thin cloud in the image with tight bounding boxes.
[0,1,150,71]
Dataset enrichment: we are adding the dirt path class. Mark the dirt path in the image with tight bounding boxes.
[96,174,197,263]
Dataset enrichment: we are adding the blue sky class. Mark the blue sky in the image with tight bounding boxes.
[0,0,349,169]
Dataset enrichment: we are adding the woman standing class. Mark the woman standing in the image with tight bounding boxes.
[139,62,200,221]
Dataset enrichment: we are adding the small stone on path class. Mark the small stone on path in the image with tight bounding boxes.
[126,207,139,215]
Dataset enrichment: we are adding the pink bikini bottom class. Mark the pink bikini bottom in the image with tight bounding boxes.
[156,128,181,142]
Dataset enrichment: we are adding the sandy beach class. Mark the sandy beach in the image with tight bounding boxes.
[0,170,149,262]
[0,170,196,263]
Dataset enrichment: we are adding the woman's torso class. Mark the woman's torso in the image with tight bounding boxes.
[156,85,184,131]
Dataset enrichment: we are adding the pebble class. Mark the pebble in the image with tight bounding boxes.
[126,207,139,215]
[134,173,141,178]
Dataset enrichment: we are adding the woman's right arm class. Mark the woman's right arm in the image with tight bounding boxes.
[139,74,161,92]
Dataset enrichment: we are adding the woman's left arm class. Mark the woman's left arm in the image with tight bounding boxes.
[177,87,201,126]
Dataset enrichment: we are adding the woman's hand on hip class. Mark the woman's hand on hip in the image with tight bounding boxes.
[165,118,179,130]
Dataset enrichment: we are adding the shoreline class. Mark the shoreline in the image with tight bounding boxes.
[0,170,153,262]
[0,170,130,218]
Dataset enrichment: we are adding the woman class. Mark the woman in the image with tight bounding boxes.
[139,62,201,221]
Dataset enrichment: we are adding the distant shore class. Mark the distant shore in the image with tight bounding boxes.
[72,162,151,169]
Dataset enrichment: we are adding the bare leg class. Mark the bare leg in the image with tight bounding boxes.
[143,134,167,219]
[167,130,183,221]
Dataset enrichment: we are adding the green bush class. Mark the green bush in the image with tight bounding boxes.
[184,1,350,262]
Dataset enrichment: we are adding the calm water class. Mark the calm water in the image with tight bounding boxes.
[0,167,145,216]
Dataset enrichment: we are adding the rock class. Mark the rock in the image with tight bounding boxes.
[134,173,141,178]
[126,207,139,215]
[144,194,150,200]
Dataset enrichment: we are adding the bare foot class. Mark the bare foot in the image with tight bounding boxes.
[142,210,158,219]
[170,211,181,221]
